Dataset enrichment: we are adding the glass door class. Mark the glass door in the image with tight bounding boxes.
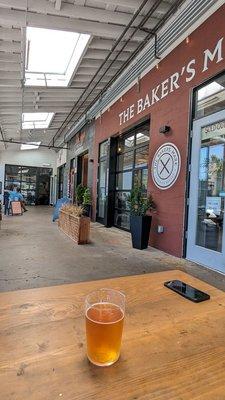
[97,141,108,223]
[187,109,225,272]
[114,123,149,230]
[57,164,65,199]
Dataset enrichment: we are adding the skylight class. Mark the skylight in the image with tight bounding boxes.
[25,27,90,87]
[22,112,54,129]
[20,142,41,151]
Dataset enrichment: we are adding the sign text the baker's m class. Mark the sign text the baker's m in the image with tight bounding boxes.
[118,37,224,126]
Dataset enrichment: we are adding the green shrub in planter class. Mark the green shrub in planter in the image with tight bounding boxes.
[76,184,86,205]
[83,187,92,217]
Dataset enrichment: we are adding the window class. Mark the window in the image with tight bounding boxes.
[22,113,54,130]
[117,151,133,171]
[114,122,150,230]
[20,142,41,150]
[135,146,149,168]
[25,27,90,87]
[5,165,52,205]
[195,73,225,119]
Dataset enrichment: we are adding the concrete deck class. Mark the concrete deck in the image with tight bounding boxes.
[0,206,225,292]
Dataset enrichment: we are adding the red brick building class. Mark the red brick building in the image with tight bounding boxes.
[92,5,225,272]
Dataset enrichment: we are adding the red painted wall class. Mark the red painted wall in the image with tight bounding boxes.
[93,5,225,257]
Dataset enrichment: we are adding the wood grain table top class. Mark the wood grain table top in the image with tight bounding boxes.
[1,270,225,400]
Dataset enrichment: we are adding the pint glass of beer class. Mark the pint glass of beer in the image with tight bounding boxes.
[85,288,125,366]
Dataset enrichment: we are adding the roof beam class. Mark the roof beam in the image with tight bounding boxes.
[0,62,21,71]
[0,53,21,62]
[0,106,74,113]
[0,0,155,27]
[0,27,21,41]
[93,0,171,13]
[89,38,139,52]
[81,59,123,69]
[0,71,21,79]
[0,79,21,87]
[84,49,130,61]
[23,87,84,94]
[0,41,21,52]
[0,7,147,41]
[55,0,61,11]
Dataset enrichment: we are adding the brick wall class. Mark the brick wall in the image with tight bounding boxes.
[93,4,225,257]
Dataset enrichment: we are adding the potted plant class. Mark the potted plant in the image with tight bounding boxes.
[83,187,92,217]
[75,184,86,205]
[128,185,156,250]
[58,204,90,244]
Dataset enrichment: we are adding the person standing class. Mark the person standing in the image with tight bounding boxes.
[3,186,10,215]
[16,187,28,212]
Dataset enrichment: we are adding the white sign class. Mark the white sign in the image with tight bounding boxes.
[206,196,221,216]
[152,143,181,190]
[202,120,225,141]
[118,37,224,126]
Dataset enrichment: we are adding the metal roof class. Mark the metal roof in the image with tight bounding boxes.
[0,0,186,150]
[63,0,224,143]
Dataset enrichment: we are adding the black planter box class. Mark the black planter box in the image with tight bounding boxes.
[130,215,152,250]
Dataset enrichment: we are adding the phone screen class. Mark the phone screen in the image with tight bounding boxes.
[164,280,210,302]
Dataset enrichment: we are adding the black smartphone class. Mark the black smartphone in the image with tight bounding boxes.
[164,280,210,303]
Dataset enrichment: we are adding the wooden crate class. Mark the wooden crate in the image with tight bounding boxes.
[58,210,90,244]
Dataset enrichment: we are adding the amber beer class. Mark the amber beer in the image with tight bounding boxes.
[85,289,125,366]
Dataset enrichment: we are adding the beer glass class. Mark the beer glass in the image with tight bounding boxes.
[85,288,125,366]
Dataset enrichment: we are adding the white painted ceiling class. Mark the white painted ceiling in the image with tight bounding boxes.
[0,0,184,150]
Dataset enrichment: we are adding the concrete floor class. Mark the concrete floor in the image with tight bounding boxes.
[1,206,225,293]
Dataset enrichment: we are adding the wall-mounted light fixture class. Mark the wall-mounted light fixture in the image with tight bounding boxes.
[186,36,190,44]
[159,125,171,134]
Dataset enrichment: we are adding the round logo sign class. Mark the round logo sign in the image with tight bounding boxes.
[152,143,181,190]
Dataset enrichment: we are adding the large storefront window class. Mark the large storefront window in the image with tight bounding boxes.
[5,164,52,205]
[114,123,149,230]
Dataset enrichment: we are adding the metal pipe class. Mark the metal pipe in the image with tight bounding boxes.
[0,139,67,150]
[0,127,7,149]
[50,0,151,145]
[61,0,164,135]
[63,0,185,142]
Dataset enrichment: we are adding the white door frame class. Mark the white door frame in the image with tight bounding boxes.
[186,109,225,273]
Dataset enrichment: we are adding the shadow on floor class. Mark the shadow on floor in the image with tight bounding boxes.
[0,206,225,292]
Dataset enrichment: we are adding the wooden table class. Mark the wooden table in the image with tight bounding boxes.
[1,270,225,400]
